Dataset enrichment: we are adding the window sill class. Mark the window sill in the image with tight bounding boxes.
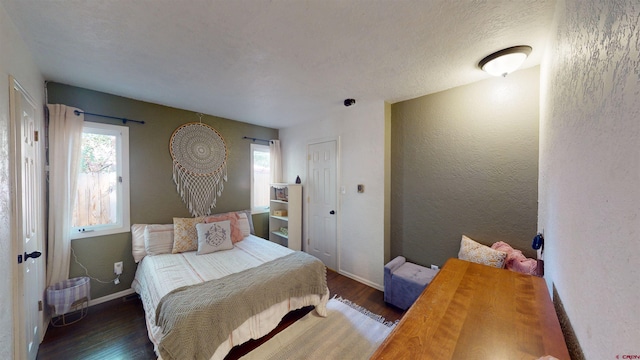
[71,225,131,240]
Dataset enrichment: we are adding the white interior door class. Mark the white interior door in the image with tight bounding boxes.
[307,140,337,270]
[11,77,44,360]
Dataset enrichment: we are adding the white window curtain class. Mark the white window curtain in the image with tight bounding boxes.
[269,139,282,184]
[46,104,84,286]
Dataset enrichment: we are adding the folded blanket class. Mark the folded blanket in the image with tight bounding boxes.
[155,251,327,360]
[491,241,538,275]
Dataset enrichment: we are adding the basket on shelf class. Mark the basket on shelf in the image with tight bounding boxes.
[273,209,288,217]
[46,276,90,327]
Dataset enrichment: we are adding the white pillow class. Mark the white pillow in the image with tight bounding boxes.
[131,224,148,263]
[236,209,255,235]
[458,235,507,268]
[144,224,174,256]
[236,212,251,238]
[196,220,233,255]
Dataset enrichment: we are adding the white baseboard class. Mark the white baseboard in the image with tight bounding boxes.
[338,270,384,291]
[88,288,136,307]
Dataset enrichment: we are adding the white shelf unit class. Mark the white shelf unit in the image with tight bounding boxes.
[269,183,301,251]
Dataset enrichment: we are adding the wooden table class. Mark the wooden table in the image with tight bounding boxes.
[371,258,570,360]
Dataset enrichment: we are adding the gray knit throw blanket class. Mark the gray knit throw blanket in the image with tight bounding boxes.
[155,251,327,360]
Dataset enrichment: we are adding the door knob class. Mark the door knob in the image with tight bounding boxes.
[17,251,42,264]
[329,210,335,215]
[24,251,42,260]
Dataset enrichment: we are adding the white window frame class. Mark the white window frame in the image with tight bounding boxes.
[250,143,270,214]
[71,122,130,239]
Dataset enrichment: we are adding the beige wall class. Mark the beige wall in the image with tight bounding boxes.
[539,0,640,357]
[280,99,387,289]
[391,66,540,268]
[47,83,277,299]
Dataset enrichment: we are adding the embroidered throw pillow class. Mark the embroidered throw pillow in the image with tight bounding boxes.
[172,217,204,253]
[203,212,244,243]
[196,220,233,255]
[458,235,507,268]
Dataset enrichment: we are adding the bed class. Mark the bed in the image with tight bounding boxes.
[130,213,329,360]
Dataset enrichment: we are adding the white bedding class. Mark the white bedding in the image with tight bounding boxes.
[132,235,329,360]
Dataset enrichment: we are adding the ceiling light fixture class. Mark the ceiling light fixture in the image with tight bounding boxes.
[478,45,532,77]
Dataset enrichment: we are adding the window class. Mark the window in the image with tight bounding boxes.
[250,143,270,213]
[71,122,130,239]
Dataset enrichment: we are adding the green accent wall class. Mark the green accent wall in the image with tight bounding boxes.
[391,66,540,268]
[47,82,276,299]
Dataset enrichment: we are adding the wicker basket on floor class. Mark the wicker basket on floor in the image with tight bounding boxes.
[46,276,90,327]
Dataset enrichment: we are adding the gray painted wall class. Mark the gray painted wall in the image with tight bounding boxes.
[391,66,540,268]
[47,83,277,299]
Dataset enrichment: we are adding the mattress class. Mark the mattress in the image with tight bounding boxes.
[132,235,329,360]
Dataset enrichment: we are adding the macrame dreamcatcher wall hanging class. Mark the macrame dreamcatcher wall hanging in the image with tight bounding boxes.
[170,121,228,216]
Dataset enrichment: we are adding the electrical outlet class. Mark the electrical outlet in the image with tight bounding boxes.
[431,264,439,270]
[114,261,123,275]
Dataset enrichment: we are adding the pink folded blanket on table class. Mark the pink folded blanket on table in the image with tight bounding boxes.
[491,241,538,275]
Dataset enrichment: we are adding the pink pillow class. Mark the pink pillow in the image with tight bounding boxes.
[203,212,243,243]
[491,241,538,275]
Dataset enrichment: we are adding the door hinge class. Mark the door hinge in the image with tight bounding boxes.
[34,130,39,142]
[118,176,123,183]
[38,300,43,311]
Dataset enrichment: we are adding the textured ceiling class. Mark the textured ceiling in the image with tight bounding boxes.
[1,0,556,129]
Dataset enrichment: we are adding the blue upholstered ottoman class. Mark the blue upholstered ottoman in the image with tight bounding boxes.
[384,256,439,310]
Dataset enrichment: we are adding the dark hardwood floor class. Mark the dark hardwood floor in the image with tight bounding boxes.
[37,269,404,360]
